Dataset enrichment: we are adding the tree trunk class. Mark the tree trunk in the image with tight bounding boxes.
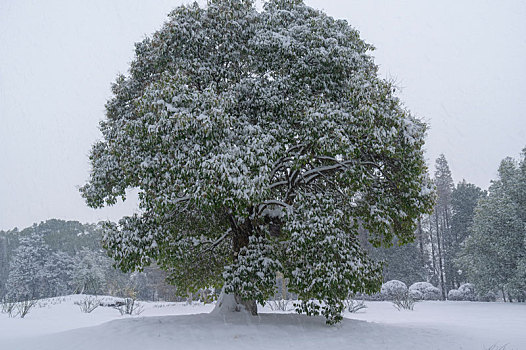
[428,216,438,283]
[417,218,426,271]
[234,294,258,315]
[434,211,446,300]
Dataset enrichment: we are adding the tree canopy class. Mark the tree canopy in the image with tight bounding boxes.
[81,0,434,323]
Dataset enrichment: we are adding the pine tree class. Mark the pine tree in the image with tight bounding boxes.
[5,233,50,301]
[80,0,434,323]
[45,251,75,296]
[450,180,486,286]
[72,248,111,295]
[433,154,454,298]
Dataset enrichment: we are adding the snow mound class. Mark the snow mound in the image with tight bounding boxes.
[2,295,525,350]
[1,312,463,350]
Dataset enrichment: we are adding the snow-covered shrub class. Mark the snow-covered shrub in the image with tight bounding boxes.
[380,280,408,301]
[99,296,125,307]
[408,289,423,300]
[16,299,38,318]
[447,289,463,301]
[1,298,38,318]
[409,282,440,300]
[266,299,293,312]
[114,297,143,315]
[75,295,99,313]
[0,299,17,317]
[448,283,477,301]
[344,299,367,313]
[477,291,497,302]
[392,295,416,311]
[458,283,476,301]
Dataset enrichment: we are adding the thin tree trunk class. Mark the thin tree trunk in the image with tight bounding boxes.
[441,212,452,292]
[417,218,426,271]
[435,210,446,300]
[428,216,438,282]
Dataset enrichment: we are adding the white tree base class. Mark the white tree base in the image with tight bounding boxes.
[211,290,257,316]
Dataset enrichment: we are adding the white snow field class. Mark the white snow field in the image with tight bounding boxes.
[0,295,524,350]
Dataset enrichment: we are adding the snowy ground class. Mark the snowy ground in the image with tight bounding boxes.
[0,295,524,350]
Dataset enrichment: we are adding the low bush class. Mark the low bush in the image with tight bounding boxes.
[75,295,99,313]
[1,298,37,318]
[381,280,408,301]
[409,282,441,300]
[344,299,367,313]
[0,299,18,317]
[477,291,497,302]
[458,283,476,301]
[266,299,293,312]
[408,289,423,300]
[392,295,416,311]
[447,289,463,301]
[448,283,478,301]
[114,297,144,315]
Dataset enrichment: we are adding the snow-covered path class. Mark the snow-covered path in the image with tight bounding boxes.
[0,296,524,350]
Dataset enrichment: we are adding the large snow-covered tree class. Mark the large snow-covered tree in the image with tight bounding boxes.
[81,0,434,323]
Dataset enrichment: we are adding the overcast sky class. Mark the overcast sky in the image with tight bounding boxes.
[1,0,525,231]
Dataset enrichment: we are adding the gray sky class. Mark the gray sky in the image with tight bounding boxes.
[1,0,525,231]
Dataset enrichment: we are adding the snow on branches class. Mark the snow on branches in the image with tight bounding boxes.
[81,0,434,323]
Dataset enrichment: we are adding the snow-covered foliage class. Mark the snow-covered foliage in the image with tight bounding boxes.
[72,248,111,295]
[448,283,477,301]
[408,282,441,300]
[81,0,434,323]
[223,236,281,307]
[447,289,463,301]
[380,280,407,301]
[408,289,423,300]
[477,291,497,302]
[457,150,526,301]
[5,233,50,301]
[458,283,476,301]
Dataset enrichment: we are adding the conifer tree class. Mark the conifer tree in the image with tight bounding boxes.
[5,233,50,301]
[450,180,486,286]
[432,154,454,297]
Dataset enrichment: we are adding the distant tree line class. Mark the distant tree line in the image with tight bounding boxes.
[0,220,180,302]
[370,148,525,302]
